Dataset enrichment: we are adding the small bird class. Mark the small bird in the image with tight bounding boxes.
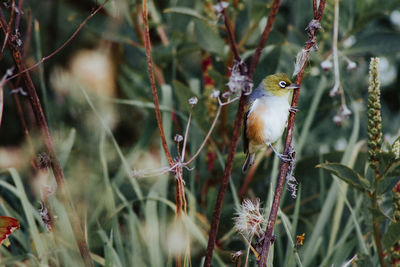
[242,73,299,172]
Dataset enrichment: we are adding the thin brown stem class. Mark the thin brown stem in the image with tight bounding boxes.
[142,2,186,263]
[142,0,174,166]
[257,1,327,265]
[204,96,247,267]
[14,0,23,31]
[7,81,36,169]
[185,96,237,166]
[313,0,317,18]
[248,0,281,78]
[204,1,283,265]
[181,109,192,162]
[1,0,15,56]
[22,10,32,61]
[185,105,221,166]
[218,0,240,61]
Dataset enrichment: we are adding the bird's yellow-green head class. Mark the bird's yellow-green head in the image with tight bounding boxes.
[262,73,299,97]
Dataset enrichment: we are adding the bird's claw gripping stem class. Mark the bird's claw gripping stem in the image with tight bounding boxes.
[289,106,298,114]
[268,144,294,163]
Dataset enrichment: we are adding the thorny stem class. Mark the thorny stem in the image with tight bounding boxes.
[0,7,95,267]
[257,1,327,266]
[6,0,110,82]
[204,1,282,265]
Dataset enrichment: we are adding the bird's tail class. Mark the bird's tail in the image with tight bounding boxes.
[242,153,255,173]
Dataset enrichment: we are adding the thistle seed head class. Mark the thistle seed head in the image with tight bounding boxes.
[233,198,265,238]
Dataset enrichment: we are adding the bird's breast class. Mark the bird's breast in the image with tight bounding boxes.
[246,96,290,146]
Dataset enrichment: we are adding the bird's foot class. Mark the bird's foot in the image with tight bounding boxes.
[268,144,294,163]
[276,153,293,163]
[289,106,299,114]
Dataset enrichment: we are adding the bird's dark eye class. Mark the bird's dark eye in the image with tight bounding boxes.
[278,81,287,88]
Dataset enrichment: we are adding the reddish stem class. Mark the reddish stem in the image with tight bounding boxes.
[204,1,282,265]
[1,0,15,56]
[257,1,327,266]
[142,0,174,166]
[248,0,282,78]
[218,0,240,61]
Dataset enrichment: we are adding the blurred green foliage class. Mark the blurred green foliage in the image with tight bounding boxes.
[0,0,400,266]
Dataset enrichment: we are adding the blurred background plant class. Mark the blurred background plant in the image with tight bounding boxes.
[0,0,400,266]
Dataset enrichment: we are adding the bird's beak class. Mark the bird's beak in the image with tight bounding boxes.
[286,83,300,90]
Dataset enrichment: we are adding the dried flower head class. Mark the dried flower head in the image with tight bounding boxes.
[213,2,228,21]
[329,83,340,97]
[174,134,183,143]
[213,1,228,15]
[287,175,298,199]
[286,145,297,198]
[9,87,27,96]
[222,91,231,98]
[39,202,52,231]
[231,250,243,262]
[188,96,198,106]
[333,104,352,126]
[226,60,253,95]
[346,61,357,71]
[210,89,220,98]
[234,199,265,238]
[321,59,333,72]
[293,49,309,77]
[37,152,51,169]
